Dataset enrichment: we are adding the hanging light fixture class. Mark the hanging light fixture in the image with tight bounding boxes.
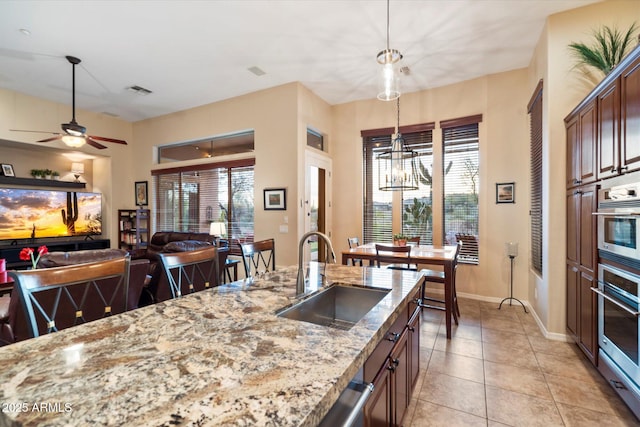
[376,0,403,101]
[378,97,418,191]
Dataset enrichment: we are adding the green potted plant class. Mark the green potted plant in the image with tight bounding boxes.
[568,22,638,77]
[43,169,53,179]
[393,233,407,247]
[30,169,44,179]
[51,171,60,180]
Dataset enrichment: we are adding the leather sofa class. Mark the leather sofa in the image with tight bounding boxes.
[0,248,149,346]
[131,232,228,305]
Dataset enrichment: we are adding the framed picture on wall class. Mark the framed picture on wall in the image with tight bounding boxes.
[496,182,515,204]
[135,181,148,206]
[264,188,286,210]
[1,164,15,177]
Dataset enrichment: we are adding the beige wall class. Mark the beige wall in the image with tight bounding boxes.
[332,69,532,307]
[527,0,640,336]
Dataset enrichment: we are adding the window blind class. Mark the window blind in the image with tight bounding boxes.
[442,119,480,264]
[401,129,434,244]
[529,80,543,274]
[362,130,393,244]
[153,160,254,241]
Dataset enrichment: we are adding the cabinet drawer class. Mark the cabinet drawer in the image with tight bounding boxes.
[364,311,408,384]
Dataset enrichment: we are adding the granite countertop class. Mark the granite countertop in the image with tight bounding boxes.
[0,263,422,427]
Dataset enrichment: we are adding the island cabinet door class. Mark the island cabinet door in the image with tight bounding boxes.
[390,328,410,427]
[408,306,421,390]
[364,361,392,427]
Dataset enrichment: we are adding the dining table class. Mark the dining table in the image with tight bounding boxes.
[342,242,458,338]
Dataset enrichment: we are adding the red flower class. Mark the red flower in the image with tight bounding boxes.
[19,246,48,269]
[19,247,34,261]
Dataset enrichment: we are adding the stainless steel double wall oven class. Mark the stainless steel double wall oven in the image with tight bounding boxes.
[594,180,640,418]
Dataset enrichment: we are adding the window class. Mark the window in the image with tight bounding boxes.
[529,80,543,274]
[307,128,324,151]
[442,116,481,264]
[362,129,393,243]
[153,160,255,241]
[157,131,254,163]
[402,126,434,244]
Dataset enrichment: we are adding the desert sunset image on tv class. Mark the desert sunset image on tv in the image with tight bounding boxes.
[0,188,102,241]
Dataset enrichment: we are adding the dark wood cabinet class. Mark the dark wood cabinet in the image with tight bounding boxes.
[598,78,620,178]
[364,361,392,427]
[565,45,640,367]
[565,184,597,365]
[566,101,597,188]
[621,54,640,175]
[363,303,421,427]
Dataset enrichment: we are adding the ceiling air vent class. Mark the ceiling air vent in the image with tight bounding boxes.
[126,85,152,95]
[247,66,266,76]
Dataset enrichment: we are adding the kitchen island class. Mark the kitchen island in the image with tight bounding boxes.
[0,263,422,426]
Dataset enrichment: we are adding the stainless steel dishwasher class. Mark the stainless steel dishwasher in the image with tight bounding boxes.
[318,368,374,427]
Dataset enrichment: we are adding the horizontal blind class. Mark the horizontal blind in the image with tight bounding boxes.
[442,122,480,264]
[153,164,254,240]
[363,133,393,244]
[529,81,543,274]
[402,130,434,244]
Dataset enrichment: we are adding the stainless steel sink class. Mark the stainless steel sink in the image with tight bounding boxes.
[277,285,390,330]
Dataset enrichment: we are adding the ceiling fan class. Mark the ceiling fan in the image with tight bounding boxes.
[10,55,128,150]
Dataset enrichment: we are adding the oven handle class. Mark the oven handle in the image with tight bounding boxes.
[590,287,640,317]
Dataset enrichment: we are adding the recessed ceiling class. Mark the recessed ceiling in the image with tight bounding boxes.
[0,0,601,123]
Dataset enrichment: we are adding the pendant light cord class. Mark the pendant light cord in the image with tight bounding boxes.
[386,0,390,51]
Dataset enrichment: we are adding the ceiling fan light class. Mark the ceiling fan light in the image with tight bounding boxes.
[62,135,86,148]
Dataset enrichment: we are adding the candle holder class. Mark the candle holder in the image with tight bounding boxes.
[499,242,527,312]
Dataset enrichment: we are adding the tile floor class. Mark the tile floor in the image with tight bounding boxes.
[404,297,640,426]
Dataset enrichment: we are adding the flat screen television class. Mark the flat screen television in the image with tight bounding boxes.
[0,188,102,241]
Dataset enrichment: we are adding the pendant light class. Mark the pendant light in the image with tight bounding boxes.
[378,98,418,191]
[376,0,403,101]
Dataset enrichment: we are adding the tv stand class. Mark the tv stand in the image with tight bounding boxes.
[0,239,110,270]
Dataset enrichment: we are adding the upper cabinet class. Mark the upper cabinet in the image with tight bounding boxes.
[566,44,640,185]
[621,54,640,175]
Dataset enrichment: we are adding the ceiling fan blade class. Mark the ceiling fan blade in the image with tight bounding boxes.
[10,129,58,135]
[86,138,108,149]
[88,135,128,145]
[37,136,63,143]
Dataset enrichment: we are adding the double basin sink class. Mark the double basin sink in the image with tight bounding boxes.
[277,284,390,330]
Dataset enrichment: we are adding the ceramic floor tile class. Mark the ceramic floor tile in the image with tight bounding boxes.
[545,373,629,416]
[410,400,488,427]
[528,335,582,358]
[535,351,602,384]
[434,333,484,359]
[406,297,637,427]
[427,349,485,383]
[417,371,487,418]
[485,385,564,427]
[481,328,532,351]
[556,402,640,427]
[484,360,551,400]
[482,341,539,370]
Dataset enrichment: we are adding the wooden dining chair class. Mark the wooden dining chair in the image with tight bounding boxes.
[347,237,363,266]
[156,246,220,301]
[9,256,130,339]
[419,241,463,323]
[374,244,417,271]
[408,236,421,245]
[240,238,276,278]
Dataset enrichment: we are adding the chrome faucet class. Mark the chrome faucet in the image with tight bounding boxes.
[296,231,336,297]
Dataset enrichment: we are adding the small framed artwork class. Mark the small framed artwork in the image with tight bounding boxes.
[496,182,515,204]
[1,164,15,177]
[135,181,148,206]
[264,188,286,210]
